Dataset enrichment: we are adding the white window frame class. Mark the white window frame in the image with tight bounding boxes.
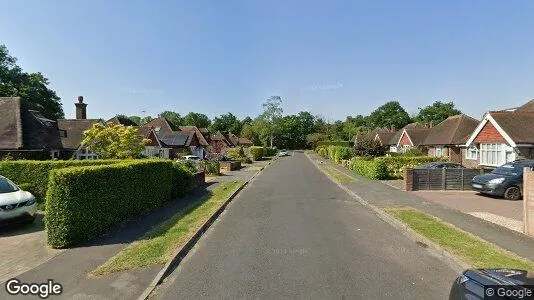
[435,146,444,157]
[50,150,60,159]
[466,145,478,160]
[479,143,515,166]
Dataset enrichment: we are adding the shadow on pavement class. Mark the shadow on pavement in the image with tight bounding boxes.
[0,212,45,237]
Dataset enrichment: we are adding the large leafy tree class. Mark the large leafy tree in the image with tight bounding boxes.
[182,112,211,128]
[158,111,183,127]
[259,96,283,147]
[81,123,149,159]
[209,112,242,134]
[368,101,411,130]
[415,101,461,127]
[0,44,63,119]
[127,115,142,125]
[240,123,260,145]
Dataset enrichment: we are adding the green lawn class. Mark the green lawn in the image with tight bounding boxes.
[92,180,244,275]
[324,166,356,183]
[384,206,534,271]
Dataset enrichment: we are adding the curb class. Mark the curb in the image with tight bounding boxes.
[138,158,278,300]
[305,152,469,274]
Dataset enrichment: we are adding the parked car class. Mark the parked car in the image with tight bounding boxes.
[183,155,202,161]
[278,150,290,157]
[449,268,533,299]
[416,162,464,169]
[0,176,37,226]
[472,160,534,200]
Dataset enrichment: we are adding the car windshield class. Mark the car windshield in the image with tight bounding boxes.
[492,164,525,176]
[0,177,19,194]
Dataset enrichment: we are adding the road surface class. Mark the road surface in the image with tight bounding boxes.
[153,152,458,299]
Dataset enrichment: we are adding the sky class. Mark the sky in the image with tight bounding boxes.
[1,1,534,121]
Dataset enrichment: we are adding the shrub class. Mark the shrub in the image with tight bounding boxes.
[249,146,264,161]
[0,160,121,204]
[376,156,447,178]
[199,160,220,175]
[354,137,387,157]
[171,162,195,198]
[315,146,329,158]
[45,160,173,248]
[401,148,425,157]
[316,141,354,148]
[349,157,388,180]
[326,146,354,163]
[264,147,278,157]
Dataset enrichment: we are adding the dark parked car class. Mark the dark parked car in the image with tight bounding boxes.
[472,160,534,200]
[449,269,533,300]
[416,162,464,169]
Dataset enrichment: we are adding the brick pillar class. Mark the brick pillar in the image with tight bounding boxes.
[524,168,534,237]
[404,168,414,191]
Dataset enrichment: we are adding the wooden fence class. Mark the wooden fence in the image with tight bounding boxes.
[405,168,486,191]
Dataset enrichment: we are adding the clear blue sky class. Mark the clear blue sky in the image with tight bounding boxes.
[1,1,534,121]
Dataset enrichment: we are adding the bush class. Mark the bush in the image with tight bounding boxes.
[316,141,354,148]
[326,146,354,163]
[45,160,174,248]
[0,160,121,204]
[354,137,387,157]
[199,160,220,175]
[315,146,328,158]
[401,148,425,157]
[171,162,195,198]
[264,147,278,157]
[376,156,447,178]
[349,158,388,180]
[249,146,264,161]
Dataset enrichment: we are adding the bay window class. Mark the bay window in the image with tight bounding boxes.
[479,143,515,166]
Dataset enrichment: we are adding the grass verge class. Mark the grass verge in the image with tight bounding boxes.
[384,206,534,271]
[91,180,244,275]
[324,166,356,183]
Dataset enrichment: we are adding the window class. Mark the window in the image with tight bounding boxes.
[466,146,478,160]
[50,150,60,159]
[479,143,515,166]
[435,146,444,157]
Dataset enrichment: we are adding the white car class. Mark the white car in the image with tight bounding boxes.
[183,155,202,161]
[278,150,290,157]
[0,176,37,226]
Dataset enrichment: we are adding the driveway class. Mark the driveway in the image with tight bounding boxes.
[153,152,458,299]
[413,190,524,232]
[0,213,63,283]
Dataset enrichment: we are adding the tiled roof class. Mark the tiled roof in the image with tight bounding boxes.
[238,137,253,146]
[424,114,479,145]
[106,116,138,126]
[389,123,427,145]
[179,126,210,146]
[375,132,397,145]
[57,119,102,149]
[489,111,534,144]
[145,118,179,136]
[0,97,23,149]
[156,131,192,147]
[404,128,432,146]
[211,131,232,146]
[135,126,152,138]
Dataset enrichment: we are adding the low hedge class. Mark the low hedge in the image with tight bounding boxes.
[264,147,278,157]
[316,141,353,148]
[45,160,174,248]
[327,146,354,163]
[0,160,121,203]
[250,146,264,161]
[349,157,388,180]
[376,156,448,178]
[315,146,329,158]
[199,160,220,175]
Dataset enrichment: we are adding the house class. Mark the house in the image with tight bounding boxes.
[389,123,431,153]
[374,131,397,147]
[0,97,63,160]
[423,114,479,167]
[57,96,102,160]
[106,115,139,126]
[464,100,534,167]
[210,131,233,155]
[179,126,211,158]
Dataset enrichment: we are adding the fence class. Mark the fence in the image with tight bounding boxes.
[405,168,486,191]
[523,169,534,237]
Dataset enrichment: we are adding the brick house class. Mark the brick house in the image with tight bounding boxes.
[209,131,233,155]
[141,119,205,159]
[423,114,479,167]
[389,123,431,153]
[464,100,534,167]
[179,126,211,158]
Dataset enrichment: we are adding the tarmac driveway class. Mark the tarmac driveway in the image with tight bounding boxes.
[0,213,63,283]
[413,190,524,232]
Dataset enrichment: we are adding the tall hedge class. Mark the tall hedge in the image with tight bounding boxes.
[327,146,354,163]
[45,160,174,248]
[264,147,278,157]
[0,160,121,203]
[376,156,447,178]
[250,146,264,161]
[171,162,195,198]
[316,141,353,148]
[349,157,388,180]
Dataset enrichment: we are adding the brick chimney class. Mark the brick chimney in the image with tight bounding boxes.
[75,96,87,119]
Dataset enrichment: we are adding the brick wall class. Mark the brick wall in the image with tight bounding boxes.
[400,133,411,146]
[474,121,505,143]
[460,148,479,168]
[523,170,534,237]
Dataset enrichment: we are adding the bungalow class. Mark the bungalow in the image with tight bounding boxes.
[464,100,534,167]
[210,131,233,155]
[423,114,479,167]
[0,97,63,160]
[389,123,431,153]
[374,131,397,147]
[179,126,211,158]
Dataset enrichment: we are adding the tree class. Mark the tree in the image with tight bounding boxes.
[240,123,260,145]
[306,132,329,149]
[140,116,153,125]
[0,44,63,119]
[241,116,253,126]
[260,96,283,147]
[415,101,461,127]
[368,101,411,130]
[210,112,242,134]
[158,111,183,127]
[354,136,386,157]
[182,112,211,128]
[81,123,149,159]
[127,115,142,125]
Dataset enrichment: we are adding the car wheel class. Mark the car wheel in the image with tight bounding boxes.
[504,186,521,200]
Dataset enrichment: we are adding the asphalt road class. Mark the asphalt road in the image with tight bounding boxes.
[153,152,459,299]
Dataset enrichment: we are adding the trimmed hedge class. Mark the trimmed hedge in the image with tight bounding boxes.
[376,156,447,178]
[199,160,220,175]
[349,157,388,180]
[0,160,121,203]
[250,146,264,161]
[45,160,174,248]
[171,162,195,198]
[316,141,353,148]
[327,146,354,163]
[264,147,278,157]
